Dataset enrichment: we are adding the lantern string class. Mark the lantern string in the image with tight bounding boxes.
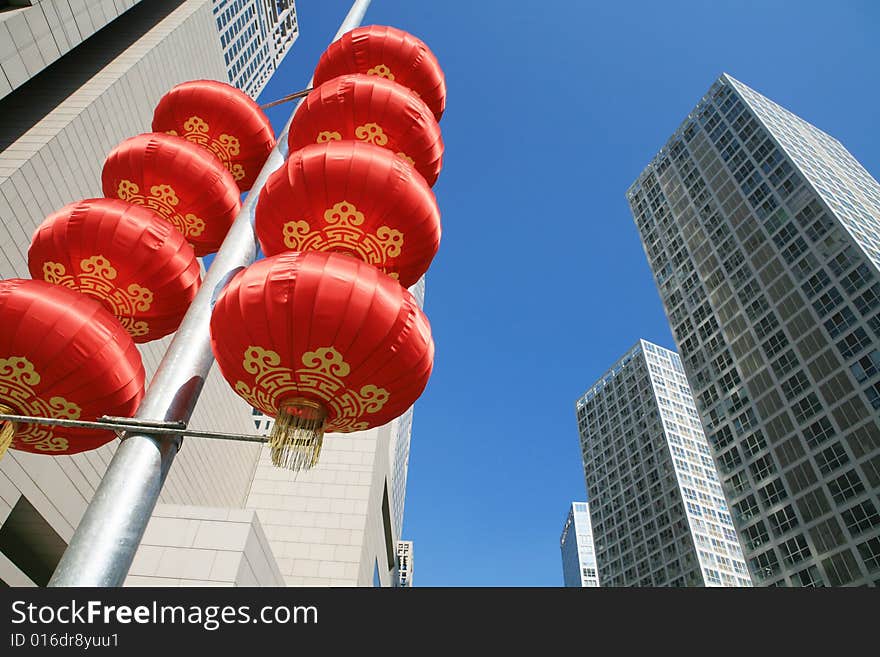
[0,404,16,462]
[259,87,313,110]
[269,398,328,471]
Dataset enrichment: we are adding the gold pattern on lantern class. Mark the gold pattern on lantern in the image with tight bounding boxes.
[317,131,342,143]
[116,180,206,238]
[165,116,246,182]
[0,356,80,452]
[354,123,388,146]
[234,346,390,432]
[41,256,153,338]
[366,64,395,80]
[281,201,404,271]
[396,152,415,166]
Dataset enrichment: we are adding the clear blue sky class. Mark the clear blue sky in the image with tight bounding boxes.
[255,1,880,586]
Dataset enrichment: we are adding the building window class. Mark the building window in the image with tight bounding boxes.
[743,521,769,551]
[780,535,812,565]
[815,442,850,474]
[768,505,799,536]
[841,500,880,535]
[822,549,861,586]
[827,470,865,505]
[792,393,822,423]
[758,478,789,506]
[749,454,776,481]
[791,565,825,587]
[857,537,880,573]
[749,548,780,580]
[802,417,835,448]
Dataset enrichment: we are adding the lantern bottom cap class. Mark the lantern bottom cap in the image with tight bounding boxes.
[269,398,328,471]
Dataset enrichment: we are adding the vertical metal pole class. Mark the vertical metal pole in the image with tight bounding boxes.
[49,0,373,587]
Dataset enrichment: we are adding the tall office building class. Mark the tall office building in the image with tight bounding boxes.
[575,340,751,587]
[0,0,413,589]
[627,74,880,586]
[0,1,299,102]
[212,0,299,98]
[560,501,599,587]
[388,276,425,534]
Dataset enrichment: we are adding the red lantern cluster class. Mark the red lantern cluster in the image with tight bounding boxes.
[2,79,272,457]
[211,25,447,470]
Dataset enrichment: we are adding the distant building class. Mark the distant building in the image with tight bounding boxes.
[211,0,299,98]
[560,502,599,587]
[395,540,413,587]
[575,340,752,586]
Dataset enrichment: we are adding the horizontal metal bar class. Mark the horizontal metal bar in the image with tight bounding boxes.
[99,416,186,429]
[259,87,313,110]
[0,413,268,444]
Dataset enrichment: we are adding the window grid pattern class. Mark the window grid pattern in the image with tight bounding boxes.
[626,74,880,587]
[212,0,300,99]
[560,502,601,587]
[575,341,751,587]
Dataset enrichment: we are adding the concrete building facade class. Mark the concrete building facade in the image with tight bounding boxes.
[0,0,145,98]
[627,75,880,586]
[0,0,265,589]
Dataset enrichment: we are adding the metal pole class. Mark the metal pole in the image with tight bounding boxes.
[49,0,373,587]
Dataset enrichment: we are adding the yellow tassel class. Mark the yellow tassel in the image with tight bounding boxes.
[0,404,16,462]
[269,398,327,471]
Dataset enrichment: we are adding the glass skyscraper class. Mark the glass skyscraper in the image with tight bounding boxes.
[575,340,751,587]
[627,74,880,586]
[212,0,299,98]
[560,502,600,587]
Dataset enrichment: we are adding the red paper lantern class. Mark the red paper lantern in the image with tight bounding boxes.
[288,74,443,186]
[27,198,201,343]
[314,25,446,121]
[210,251,434,470]
[101,133,241,256]
[0,279,145,456]
[255,141,440,288]
[152,80,276,192]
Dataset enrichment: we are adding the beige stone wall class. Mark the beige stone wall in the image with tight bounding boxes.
[0,0,144,98]
[125,504,284,586]
[0,1,261,569]
[244,424,398,587]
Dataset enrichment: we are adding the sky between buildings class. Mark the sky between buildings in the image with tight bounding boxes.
[255,0,880,586]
